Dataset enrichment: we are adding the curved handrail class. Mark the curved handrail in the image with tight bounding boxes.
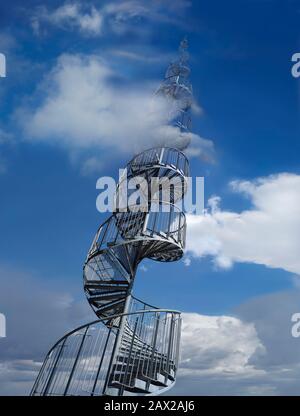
[39,308,181,359]
[114,201,186,214]
[127,146,189,171]
[86,202,186,263]
[131,295,159,311]
[116,147,189,208]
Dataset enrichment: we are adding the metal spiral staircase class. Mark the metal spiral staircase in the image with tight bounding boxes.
[31,39,193,397]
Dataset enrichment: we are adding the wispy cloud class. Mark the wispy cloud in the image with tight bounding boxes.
[31,0,191,37]
[31,3,103,37]
[109,48,173,64]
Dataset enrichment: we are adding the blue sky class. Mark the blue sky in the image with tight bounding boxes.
[0,0,300,395]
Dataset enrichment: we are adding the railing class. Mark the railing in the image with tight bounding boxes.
[87,203,186,262]
[114,147,189,210]
[31,309,181,396]
[31,320,117,396]
[143,203,186,248]
[128,147,189,178]
[109,310,181,395]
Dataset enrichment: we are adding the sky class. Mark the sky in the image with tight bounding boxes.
[0,0,300,396]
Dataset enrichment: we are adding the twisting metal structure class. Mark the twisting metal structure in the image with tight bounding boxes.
[31,39,193,397]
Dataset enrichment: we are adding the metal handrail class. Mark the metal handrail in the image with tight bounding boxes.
[36,308,181,361]
[86,203,186,262]
[128,146,188,165]
[127,146,189,174]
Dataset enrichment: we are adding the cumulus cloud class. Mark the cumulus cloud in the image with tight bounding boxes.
[186,173,300,275]
[18,54,213,161]
[236,290,300,369]
[180,312,265,376]
[0,360,41,396]
[169,289,300,396]
[32,3,103,36]
[166,311,269,395]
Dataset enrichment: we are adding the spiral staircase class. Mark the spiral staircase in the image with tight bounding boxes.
[31,39,192,397]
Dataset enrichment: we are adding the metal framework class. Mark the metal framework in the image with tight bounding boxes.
[31,39,192,397]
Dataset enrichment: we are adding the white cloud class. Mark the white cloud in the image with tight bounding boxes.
[80,156,103,176]
[140,264,148,272]
[171,291,300,396]
[19,54,213,160]
[101,0,192,36]
[103,0,188,25]
[109,48,173,64]
[103,1,154,20]
[32,3,103,36]
[180,312,265,377]
[186,173,300,275]
[0,360,41,396]
[183,257,191,266]
[31,1,191,37]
